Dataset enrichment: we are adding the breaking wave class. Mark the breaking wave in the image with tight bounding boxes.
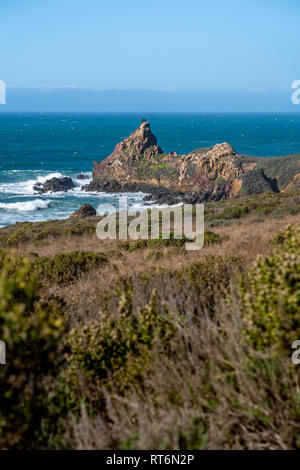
[0,199,52,212]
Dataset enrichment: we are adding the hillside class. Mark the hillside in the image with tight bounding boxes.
[0,190,300,449]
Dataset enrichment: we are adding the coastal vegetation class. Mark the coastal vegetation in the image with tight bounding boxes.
[0,190,299,248]
[0,189,299,449]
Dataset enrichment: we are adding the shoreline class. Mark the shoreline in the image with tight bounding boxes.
[1,116,300,227]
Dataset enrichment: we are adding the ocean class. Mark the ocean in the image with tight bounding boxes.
[0,112,300,227]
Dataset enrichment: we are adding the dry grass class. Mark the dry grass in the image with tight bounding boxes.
[64,298,299,450]
[16,212,300,258]
[40,213,300,323]
[1,203,300,450]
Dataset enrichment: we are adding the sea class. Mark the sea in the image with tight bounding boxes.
[0,112,300,227]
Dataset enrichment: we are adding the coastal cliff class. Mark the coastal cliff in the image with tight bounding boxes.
[85,120,300,203]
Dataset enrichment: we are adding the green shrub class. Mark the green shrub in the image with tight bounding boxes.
[177,255,244,291]
[118,231,226,253]
[64,288,178,413]
[239,225,300,352]
[222,205,249,219]
[118,233,190,253]
[33,250,107,284]
[0,255,66,449]
[0,219,100,247]
[204,230,229,245]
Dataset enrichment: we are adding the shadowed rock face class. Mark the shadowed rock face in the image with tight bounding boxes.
[87,121,300,204]
[240,168,279,195]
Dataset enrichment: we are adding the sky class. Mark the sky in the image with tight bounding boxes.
[0,0,300,111]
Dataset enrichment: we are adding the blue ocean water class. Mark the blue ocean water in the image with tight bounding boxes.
[0,112,300,227]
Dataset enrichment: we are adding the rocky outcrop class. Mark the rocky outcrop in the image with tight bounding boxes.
[103,119,162,161]
[91,121,164,192]
[70,204,97,219]
[33,182,45,193]
[34,177,75,193]
[87,120,300,204]
[77,174,89,180]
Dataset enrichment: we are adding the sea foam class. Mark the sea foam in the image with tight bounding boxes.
[0,172,64,196]
[0,199,51,212]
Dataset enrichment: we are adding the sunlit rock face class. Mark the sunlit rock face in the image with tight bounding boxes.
[86,121,299,204]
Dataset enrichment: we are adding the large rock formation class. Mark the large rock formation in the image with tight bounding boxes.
[85,120,300,204]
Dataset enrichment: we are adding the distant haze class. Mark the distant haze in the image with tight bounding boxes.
[1,88,299,113]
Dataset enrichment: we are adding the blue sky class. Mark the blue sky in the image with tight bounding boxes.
[0,0,299,110]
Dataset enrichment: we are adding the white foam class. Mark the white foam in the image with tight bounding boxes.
[36,172,64,184]
[129,201,183,211]
[0,199,52,212]
[0,172,65,196]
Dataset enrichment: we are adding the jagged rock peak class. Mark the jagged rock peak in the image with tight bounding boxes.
[108,120,163,160]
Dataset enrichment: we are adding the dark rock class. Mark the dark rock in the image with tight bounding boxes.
[42,177,75,193]
[143,189,185,205]
[70,204,97,219]
[82,180,122,192]
[33,182,45,194]
[77,174,89,180]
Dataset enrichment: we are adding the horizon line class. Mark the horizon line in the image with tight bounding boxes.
[4,86,293,94]
[1,110,300,115]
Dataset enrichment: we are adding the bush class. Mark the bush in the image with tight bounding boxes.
[33,250,107,284]
[0,255,66,449]
[239,225,300,352]
[118,231,227,253]
[0,218,99,247]
[64,288,178,413]
[204,230,229,245]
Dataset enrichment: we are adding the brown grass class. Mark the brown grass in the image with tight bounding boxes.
[1,207,300,450]
[64,298,299,450]
[38,213,300,323]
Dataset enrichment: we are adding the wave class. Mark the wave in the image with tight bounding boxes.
[0,171,92,196]
[0,199,52,212]
[128,201,183,211]
[0,172,65,196]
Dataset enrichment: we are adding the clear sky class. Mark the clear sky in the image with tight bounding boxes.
[0,0,300,111]
[1,0,299,92]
